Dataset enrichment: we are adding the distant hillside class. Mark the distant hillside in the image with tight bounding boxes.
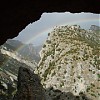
[90,25,100,31]
[35,25,100,100]
[90,25,100,34]
[4,39,23,51]
[18,44,41,63]
[2,39,41,63]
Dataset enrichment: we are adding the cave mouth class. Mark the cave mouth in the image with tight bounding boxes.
[2,12,99,63]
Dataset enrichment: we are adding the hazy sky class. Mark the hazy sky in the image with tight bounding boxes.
[14,12,99,46]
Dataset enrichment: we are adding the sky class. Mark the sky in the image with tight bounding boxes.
[14,12,100,46]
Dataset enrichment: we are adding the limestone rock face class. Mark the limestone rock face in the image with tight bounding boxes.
[35,25,100,100]
[13,67,46,100]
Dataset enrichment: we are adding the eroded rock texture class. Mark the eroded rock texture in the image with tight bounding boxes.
[35,25,100,100]
[13,67,46,100]
[0,0,99,45]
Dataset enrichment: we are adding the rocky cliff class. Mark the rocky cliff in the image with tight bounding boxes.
[35,25,100,100]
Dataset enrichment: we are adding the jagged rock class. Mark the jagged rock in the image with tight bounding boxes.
[13,67,46,100]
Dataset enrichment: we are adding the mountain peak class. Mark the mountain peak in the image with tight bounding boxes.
[90,25,100,31]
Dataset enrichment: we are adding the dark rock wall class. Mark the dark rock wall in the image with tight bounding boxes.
[0,0,100,45]
[13,67,46,100]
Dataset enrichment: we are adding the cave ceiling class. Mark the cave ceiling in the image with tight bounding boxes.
[0,0,99,45]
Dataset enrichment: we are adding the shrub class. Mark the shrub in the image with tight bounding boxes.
[56,48,61,51]
[97,74,100,78]
[46,40,51,44]
[60,81,64,87]
[48,33,50,36]
[49,61,55,67]
[43,44,46,48]
[58,66,61,70]
[77,76,81,79]
[64,70,67,74]
[51,71,56,76]
[51,55,54,59]
[91,93,96,97]
[86,87,91,92]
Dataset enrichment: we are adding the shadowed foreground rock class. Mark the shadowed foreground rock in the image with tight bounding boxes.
[12,67,93,100]
[13,67,46,100]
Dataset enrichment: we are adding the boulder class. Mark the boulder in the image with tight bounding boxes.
[13,67,46,100]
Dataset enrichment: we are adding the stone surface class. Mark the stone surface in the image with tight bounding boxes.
[0,0,99,45]
[13,67,46,100]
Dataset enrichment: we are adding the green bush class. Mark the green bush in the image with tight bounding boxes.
[51,71,56,76]
[97,74,100,78]
[46,40,51,44]
[91,93,96,97]
[43,44,46,48]
[48,33,50,36]
[56,48,61,51]
[58,66,61,70]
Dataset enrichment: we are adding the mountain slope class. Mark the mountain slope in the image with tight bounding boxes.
[18,44,40,63]
[35,25,100,100]
[2,39,41,63]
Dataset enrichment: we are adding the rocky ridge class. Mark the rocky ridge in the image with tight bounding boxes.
[35,25,100,100]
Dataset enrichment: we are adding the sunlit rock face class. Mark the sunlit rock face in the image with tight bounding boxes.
[35,25,100,100]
